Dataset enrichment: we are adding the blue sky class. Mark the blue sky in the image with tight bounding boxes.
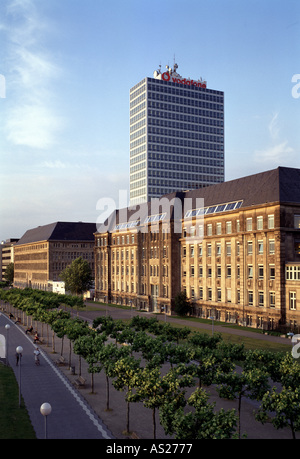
[0,0,299,241]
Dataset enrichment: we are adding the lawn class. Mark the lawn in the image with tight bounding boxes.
[0,364,36,439]
[85,301,292,353]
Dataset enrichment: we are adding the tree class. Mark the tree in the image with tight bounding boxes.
[160,387,238,439]
[65,318,91,370]
[4,263,14,285]
[216,368,270,438]
[112,356,141,435]
[60,257,93,296]
[97,343,131,412]
[134,366,194,439]
[73,333,106,393]
[174,291,191,316]
[255,352,300,439]
[256,386,300,439]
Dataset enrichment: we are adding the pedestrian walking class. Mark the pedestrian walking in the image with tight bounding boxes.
[34,347,40,365]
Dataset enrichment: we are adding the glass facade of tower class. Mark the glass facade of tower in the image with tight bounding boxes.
[130,74,224,205]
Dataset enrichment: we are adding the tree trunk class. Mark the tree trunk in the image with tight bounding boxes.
[106,374,110,411]
[126,400,130,434]
[238,393,242,439]
[152,407,156,439]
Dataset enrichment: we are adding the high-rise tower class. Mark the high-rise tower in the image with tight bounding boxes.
[129,63,224,205]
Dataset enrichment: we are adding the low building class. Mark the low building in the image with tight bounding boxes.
[0,238,19,281]
[95,166,300,332]
[14,222,96,291]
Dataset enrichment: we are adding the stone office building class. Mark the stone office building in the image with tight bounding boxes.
[14,221,96,291]
[95,166,300,332]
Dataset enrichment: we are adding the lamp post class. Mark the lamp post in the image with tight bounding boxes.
[16,346,23,407]
[40,402,52,439]
[5,324,10,365]
[209,314,215,336]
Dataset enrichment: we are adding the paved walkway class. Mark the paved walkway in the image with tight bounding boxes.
[0,313,113,440]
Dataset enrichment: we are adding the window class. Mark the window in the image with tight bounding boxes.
[217,265,221,278]
[269,265,275,279]
[270,292,275,308]
[286,265,300,280]
[226,243,231,256]
[199,265,203,277]
[216,222,222,235]
[207,224,212,236]
[227,288,231,303]
[257,216,263,230]
[268,214,274,229]
[199,287,203,300]
[198,244,203,256]
[207,288,212,300]
[227,265,231,278]
[207,243,212,257]
[248,265,253,278]
[217,288,222,302]
[258,240,264,255]
[247,241,253,255]
[294,215,300,229]
[258,265,264,279]
[191,265,195,277]
[207,265,212,278]
[226,221,232,234]
[269,239,275,255]
[246,218,252,231]
[258,291,264,307]
[216,243,221,256]
[289,292,296,310]
[190,245,194,257]
[198,224,204,238]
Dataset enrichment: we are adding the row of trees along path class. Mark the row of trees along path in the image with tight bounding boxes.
[1,288,300,439]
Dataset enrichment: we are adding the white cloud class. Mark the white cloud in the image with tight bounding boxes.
[255,141,295,164]
[3,0,64,149]
[254,112,295,167]
[268,112,280,141]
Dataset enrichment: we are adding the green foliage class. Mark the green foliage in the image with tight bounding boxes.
[4,262,14,285]
[256,387,300,439]
[60,256,93,295]
[174,291,191,316]
[2,286,300,440]
[160,387,238,439]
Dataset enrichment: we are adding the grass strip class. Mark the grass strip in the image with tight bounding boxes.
[0,364,36,439]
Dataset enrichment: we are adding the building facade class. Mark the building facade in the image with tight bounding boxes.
[130,63,224,205]
[95,197,182,315]
[96,167,300,332]
[14,222,96,291]
[0,238,19,281]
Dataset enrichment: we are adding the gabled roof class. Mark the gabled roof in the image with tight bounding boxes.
[96,166,300,233]
[185,166,300,209]
[16,222,97,246]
